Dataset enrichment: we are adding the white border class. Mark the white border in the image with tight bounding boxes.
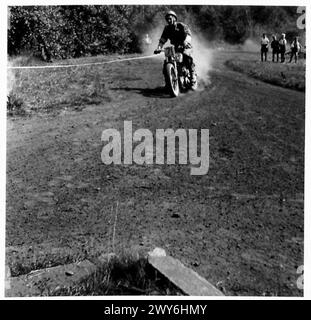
[1,0,310,5]
[1,0,309,301]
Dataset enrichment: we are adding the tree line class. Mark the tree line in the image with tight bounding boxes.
[8,5,304,60]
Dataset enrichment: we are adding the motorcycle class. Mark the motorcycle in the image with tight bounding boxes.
[155,45,196,97]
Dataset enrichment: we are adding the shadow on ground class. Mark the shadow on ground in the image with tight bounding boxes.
[110,86,172,99]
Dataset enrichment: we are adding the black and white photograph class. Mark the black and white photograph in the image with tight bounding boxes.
[3,1,308,299]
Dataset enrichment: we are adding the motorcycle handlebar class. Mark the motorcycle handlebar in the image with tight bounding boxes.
[154,45,185,55]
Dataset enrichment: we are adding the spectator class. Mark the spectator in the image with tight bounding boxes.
[142,33,152,53]
[289,36,301,63]
[143,33,152,45]
[271,35,279,62]
[279,33,287,63]
[260,33,269,62]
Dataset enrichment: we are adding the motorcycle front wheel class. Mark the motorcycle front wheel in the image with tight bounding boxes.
[165,63,179,97]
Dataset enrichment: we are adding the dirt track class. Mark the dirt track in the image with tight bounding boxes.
[6,51,304,296]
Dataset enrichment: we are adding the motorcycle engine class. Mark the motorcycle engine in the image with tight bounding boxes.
[181,66,190,77]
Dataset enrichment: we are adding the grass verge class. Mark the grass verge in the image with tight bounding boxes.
[7,55,114,116]
[225,59,305,91]
[7,92,27,116]
[51,255,184,296]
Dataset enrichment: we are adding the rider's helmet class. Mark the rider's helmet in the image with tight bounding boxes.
[165,10,177,21]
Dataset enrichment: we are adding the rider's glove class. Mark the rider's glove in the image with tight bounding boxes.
[154,43,163,54]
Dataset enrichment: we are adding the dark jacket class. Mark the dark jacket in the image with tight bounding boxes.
[271,40,279,52]
[159,22,191,48]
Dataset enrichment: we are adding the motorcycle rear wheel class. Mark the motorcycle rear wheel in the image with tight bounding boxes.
[165,63,179,97]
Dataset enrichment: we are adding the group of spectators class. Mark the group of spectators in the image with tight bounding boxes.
[260,33,302,63]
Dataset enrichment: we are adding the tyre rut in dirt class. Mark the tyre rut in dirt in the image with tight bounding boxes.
[165,63,179,97]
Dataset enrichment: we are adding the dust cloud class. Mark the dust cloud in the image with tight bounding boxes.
[242,38,260,52]
[192,33,213,87]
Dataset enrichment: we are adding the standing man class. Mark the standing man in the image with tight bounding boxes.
[279,33,287,63]
[144,33,152,45]
[271,35,279,62]
[154,10,197,90]
[142,33,152,52]
[289,36,301,63]
[260,33,269,62]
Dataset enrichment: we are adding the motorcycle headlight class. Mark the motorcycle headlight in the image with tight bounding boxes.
[175,52,183,63]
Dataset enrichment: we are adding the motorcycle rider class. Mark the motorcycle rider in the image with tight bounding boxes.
[154,10,197,90]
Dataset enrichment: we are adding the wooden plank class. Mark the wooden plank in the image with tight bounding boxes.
[148,248,224,296]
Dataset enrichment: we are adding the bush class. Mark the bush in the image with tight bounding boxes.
[7,92,27,116]
[8,6,134,59]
